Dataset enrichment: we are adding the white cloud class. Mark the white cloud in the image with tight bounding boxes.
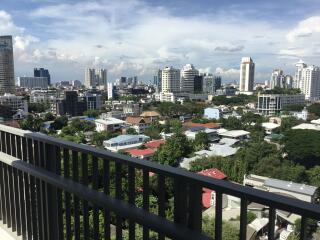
[215,67,240,79]
[286,16,320,42]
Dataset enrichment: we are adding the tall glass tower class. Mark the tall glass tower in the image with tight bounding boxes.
[0,35,15,94]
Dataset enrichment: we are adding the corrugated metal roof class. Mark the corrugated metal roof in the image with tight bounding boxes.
[265,179,318,196]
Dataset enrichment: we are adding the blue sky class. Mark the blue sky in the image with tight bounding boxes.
[1,0,320,83]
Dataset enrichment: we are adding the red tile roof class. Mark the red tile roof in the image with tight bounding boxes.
[126,117,151,125]
[197,168,227,180]
[144,139,166,149]
[125,148,156,157]
[202,192,212,209]
[183,121,220,129]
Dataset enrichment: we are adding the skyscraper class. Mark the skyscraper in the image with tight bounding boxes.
[202,73,221,94]
[180,64,199,93]
[34,68,51,85]
[0,35,15,94]
[295,60,320,101]
[161,66,180,93]
[85,68,107,88]
[239,57,255,92]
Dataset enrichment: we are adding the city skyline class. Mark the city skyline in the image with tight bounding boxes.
[0,0,320,83]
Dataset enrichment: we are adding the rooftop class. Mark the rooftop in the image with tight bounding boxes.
[125,148,156,157]
[197,168,227,180]
[292,123,320,131]
[105,134,149,144]
[218,130,250,138]
[95,118,125,125]
[144,139,166,149]
[265,179,318,196]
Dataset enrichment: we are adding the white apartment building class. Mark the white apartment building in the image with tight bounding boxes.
[294,60,320,101]
[257,93,305,116]
[161,66,180,93]
[270,70,293,89]
[180,64,199,93]
[17,76,48,89]
[0,93,28,112]
[239,57,255,92]
[107,82,114,100]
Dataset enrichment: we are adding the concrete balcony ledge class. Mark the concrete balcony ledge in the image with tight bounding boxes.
[0,221,21,240]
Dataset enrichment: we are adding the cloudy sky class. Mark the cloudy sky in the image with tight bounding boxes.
[1,0,320,83]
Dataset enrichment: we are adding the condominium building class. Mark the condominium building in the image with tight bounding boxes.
[85,92,102,110]
[202,73,222,94]
[294,60,320,101]
[0,93,28,112]
[257,93,305,116]
[85,68,107,88]
[34,68,51,85]
[161,66,180,93]
[0,36,15,94]
[180,64,199,93]
[239,57,255,92]
[17,76,49,89]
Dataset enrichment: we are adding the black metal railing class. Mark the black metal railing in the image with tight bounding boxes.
[0,124,319,240]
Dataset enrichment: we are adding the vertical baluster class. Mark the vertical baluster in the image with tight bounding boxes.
[300,216,307,240]
[16,136,27,240]
[174,178,187,225]
[128,166,135,240]
[72,151,80,240]
[34,140,43,240]
[103,159,110,240]
[92,156,100,240]
[22,137,32,239]
[39,142,48,239]
[187,183,202,232]
[2,163,9,226]
[45,143,59,240]
[157,175,165,240]
[143,170,150,240]
[115,162,122,240]
[239,198,248,240]
[63,149,72,240]
[268,207,276,240]
[215,191,223,240]
[56,146,64,240]
[27,138,38,240]
[81,153,90,239]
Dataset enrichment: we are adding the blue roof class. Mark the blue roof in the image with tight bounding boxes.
[106,134,149,144]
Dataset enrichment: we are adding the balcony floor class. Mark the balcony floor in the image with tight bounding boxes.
[0,222,21,240]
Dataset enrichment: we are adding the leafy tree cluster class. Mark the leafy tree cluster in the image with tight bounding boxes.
[211,94,257,106]
[20,115,44,132]
[279,116,303,133]
[28,102,50,113]
[144,123,163,139]
[308,103,320,118]
[91,131,118,147]
[260,87,301,95]
[155,102,205,117]
[83,109,100,118]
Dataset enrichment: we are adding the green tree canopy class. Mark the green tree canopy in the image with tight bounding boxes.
[194,131,209,151]
[83,109,100,118]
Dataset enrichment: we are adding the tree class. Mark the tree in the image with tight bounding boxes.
[43,112,55,121]
[51,116,68,130]
[202,216,239,240]
[282,104,305,112]
[152,133,191,166]
[169,119,182,133]
[91,131,116,146]
[28,102,50,113]
[283,130,320,168]
[126,128,138,135]
[307,104,320,117]
[221,117,242,130]
[20,115,43,132]
[84,109,100,118]
[144,123,162,139]
[194,131,209,151]
[280,117,302,133]
[307,166,320,187]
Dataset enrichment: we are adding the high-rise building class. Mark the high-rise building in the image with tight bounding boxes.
[239,57,255,92]
[17,76,49,89]
[180,64,199,93]
[0,36,15,94]
[194,75,203,93]
[202,73,222,94]
[161,66,180,93]
[34,68,51,85]
[107,83,114,100]
[154,70,162,93]
[85,68,107,88]
[96,68,107,87]
[294,60,320,101]
[270,69,292,89]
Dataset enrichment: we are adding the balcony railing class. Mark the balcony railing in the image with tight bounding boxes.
[0,124,319,240]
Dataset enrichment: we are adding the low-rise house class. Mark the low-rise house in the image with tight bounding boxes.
[183,121,220,130]
[311,118,320,125]
[95,118,125,132]
[291,107,309,121]
[204,107,221,120]
[125,148,156,160]
[261,122,280,134]
[140,111,161,122]
[218,130,250,140]
[103,134,150,152]
[144,139,166,149]
[197,168,228,209]
[125,117,151,134]
[184,126,219,142]
[292,123,320,131]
